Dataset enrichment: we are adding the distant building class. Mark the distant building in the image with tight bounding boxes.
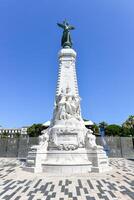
[0,126,28,137]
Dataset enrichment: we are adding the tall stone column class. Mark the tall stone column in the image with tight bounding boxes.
[56,48,79,97]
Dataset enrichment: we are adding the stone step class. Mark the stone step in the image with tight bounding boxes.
[23,166,35,173]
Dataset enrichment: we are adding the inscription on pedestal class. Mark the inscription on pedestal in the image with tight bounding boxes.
[57,134,78,144]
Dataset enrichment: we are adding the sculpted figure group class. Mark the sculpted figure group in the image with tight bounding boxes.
[54,88,81,121]
[38,87,98,151]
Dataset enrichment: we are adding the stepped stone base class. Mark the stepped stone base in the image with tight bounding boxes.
[23,145,47,173]
[23,146,110,174]
[23,148,92,174]
[42,164,91,174]
[87,146,111,173]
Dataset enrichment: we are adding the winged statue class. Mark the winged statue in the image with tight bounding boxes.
[57,20,75,48]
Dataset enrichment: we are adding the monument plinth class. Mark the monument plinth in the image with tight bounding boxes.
[24,20,110,174]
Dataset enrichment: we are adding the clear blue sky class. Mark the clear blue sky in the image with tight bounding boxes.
[0,0,134,127]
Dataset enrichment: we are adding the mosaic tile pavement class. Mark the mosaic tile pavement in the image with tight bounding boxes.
[0,158,133,200]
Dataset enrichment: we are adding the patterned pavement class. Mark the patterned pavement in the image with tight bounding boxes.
[0,158,133,200]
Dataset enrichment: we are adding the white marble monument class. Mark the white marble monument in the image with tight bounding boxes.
[24,20,110,174]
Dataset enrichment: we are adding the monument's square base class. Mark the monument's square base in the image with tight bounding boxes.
[24,148,92,174]
[42,148,92,174]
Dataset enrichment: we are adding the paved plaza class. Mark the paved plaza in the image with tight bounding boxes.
[0,158,133,200]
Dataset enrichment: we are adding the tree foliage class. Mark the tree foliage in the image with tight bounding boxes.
[122,115,134,129]
[27,124,45,137]
[105,124,122,136]
[122,115,134,137]
[121,127,134,137]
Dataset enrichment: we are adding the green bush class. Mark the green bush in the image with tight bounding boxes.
[105,124,122,136]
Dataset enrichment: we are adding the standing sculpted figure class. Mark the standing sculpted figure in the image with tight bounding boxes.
[55,90,67,120]
[57,20,75,48]
[39,130,49,150]
[85,129,97,149]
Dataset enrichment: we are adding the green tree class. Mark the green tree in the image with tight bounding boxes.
[122,115,134,129]
[122,115,134,137]
[105,124,122,136]
[27,124,45,137]
[121,127,132,137]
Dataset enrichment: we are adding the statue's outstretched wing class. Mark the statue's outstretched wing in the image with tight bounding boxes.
[57,23,65,29]
[69,25,75,30]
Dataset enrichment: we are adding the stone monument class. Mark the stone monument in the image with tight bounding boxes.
[24,20,110,174]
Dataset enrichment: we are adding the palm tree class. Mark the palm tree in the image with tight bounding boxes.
[122,115,134,129]
[99,121,108,130]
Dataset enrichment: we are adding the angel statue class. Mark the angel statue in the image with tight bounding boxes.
[57,20,75,48]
